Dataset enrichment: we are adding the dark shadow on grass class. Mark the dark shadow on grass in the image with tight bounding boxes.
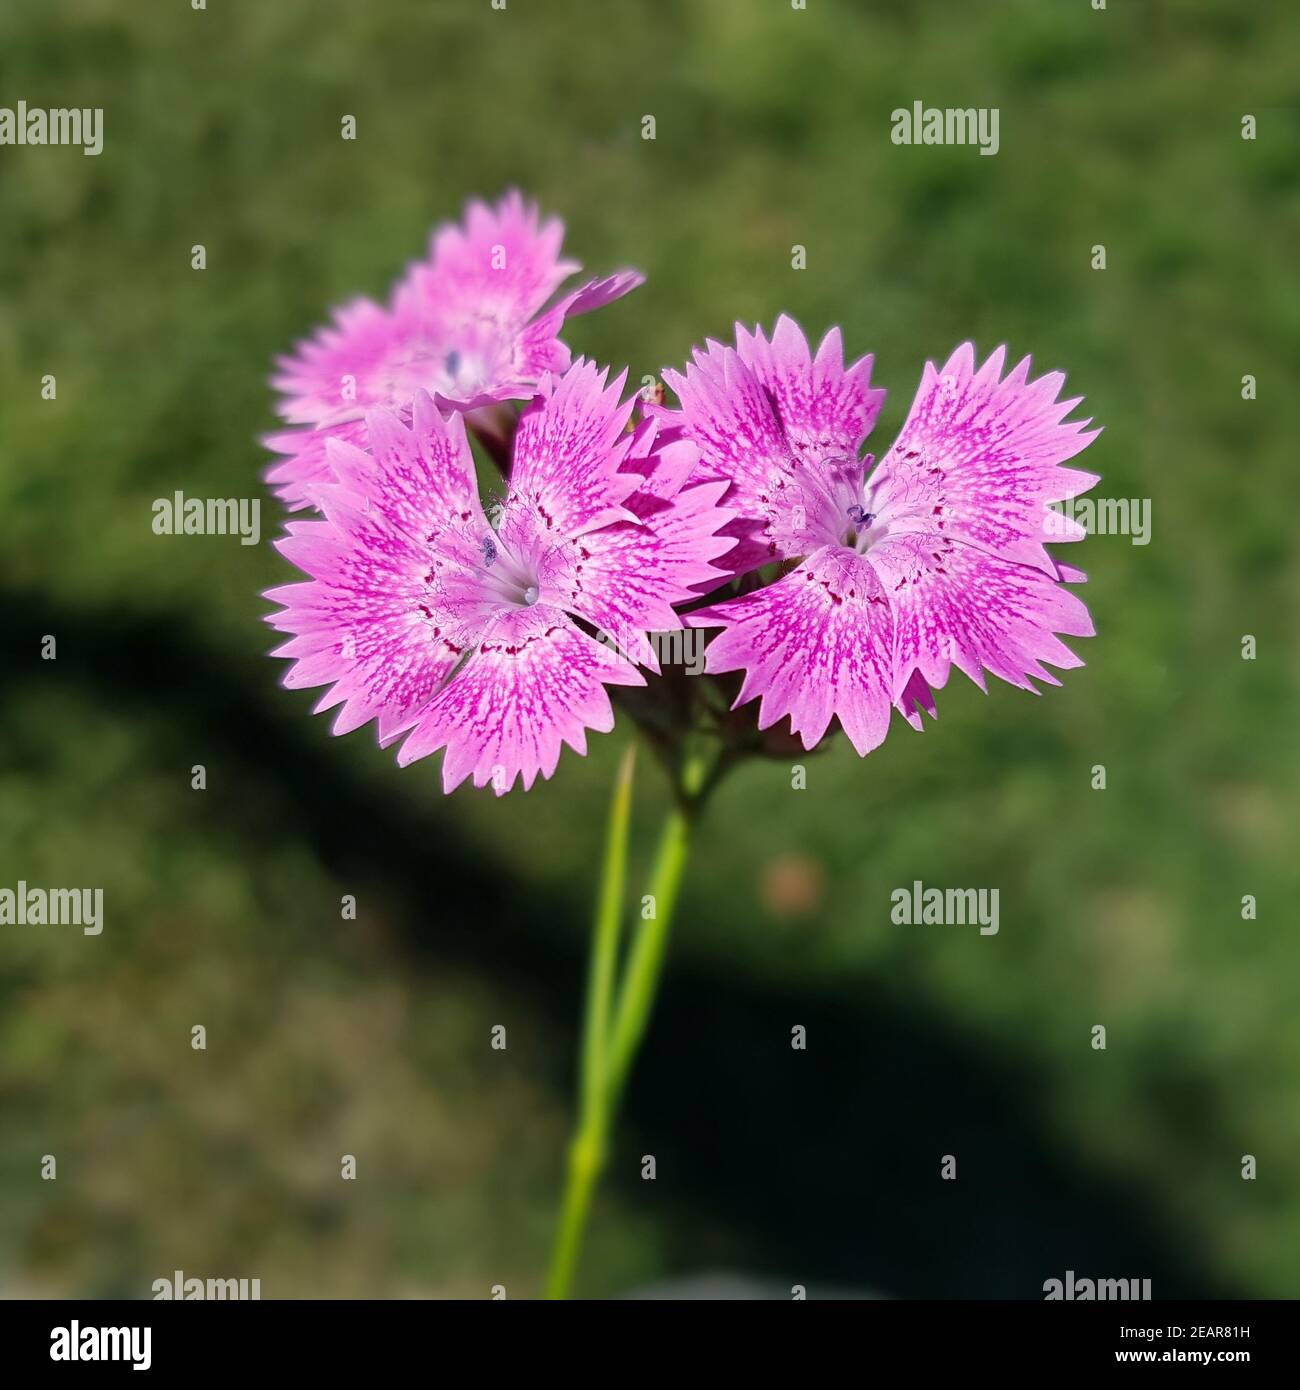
[630,975,1229,1297]
[4,590,1237,1298]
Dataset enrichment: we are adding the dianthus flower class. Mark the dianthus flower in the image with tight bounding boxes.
[663,317,1101,753]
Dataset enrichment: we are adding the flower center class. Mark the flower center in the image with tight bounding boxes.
[373,343,484,403]
[842,503,877,548]
[475,533,543,608]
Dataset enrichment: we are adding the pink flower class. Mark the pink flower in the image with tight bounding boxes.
[265,362,735,794]
[264,191,642,509]
[663,317,1101,755]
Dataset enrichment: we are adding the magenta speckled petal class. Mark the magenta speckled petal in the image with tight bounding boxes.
[868,530,1095,697]
[560,479,737,671]
[389,605,644,795]
[266,192,642,509]
[663,317,886,574]
[557,269,646,317]
[733,317,886,471]
[409,189,579,326]
[319,392,480,543]
[262,419,372,512]
[864,343,1101,576]
[895,668,939,731]
[619,415,701,513]
[506,359,640,541]
[267,505,487,743]
[662,342,787,507]
[689,546,897,755]
[270,297,399,427]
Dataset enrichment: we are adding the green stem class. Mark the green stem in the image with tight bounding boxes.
[602,799,695,1110]
[545,743,638,1300]
[544,746,709,1299]
[545,1116,609,1302]
[579,743,637,1119]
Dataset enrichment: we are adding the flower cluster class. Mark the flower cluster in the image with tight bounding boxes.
[265,192,1101,794]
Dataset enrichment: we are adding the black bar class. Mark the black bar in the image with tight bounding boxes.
[1,1298,1286,1374]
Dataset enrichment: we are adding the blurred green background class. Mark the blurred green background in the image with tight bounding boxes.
[2,0,1297,1298]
